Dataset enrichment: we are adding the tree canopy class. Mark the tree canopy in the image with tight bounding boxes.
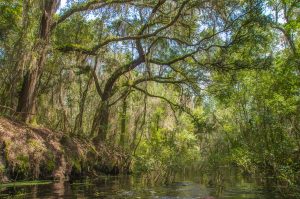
[0,0,299,195]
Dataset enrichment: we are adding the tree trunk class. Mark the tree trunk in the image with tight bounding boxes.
[16,0,60,122]
[6,0,31,109]
[120,98,127,148]
[74,75,93,135]
[91,54,145,145]
[92,101,110,145]
[16,62,42,122]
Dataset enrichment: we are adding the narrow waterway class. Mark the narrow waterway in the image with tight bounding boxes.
[0,170,290,198]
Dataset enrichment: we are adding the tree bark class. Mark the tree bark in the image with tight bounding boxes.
[120,97,127,148]
[91,54,145,145]
[16,0,60,122]
[74,74,93,135]
[92,101,110,145]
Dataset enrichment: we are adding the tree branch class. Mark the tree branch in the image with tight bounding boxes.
[131,85,197,121]
[51,0,134,30]
[57,0,189,54]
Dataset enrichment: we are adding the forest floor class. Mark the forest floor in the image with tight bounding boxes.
[0,117,129,183]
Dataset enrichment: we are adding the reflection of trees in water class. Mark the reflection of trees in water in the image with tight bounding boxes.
[0,174,288,198]
[31,185,37,198]
[52,181,71,198]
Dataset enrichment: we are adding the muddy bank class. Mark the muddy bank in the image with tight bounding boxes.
[0,117,129,183]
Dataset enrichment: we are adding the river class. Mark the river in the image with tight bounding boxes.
[0,171,290,198]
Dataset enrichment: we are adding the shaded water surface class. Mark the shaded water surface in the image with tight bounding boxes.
[0,173,288,198]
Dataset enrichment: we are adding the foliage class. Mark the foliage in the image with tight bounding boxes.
[0,1,299,196]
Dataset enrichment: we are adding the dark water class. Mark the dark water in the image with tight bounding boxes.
[0,173,290,199]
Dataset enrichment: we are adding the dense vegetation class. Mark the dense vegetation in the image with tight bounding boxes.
[0,0,299,195]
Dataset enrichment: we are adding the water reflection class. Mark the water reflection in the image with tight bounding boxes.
[0,174,290,198]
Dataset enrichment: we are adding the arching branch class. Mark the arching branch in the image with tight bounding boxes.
[57,0,189,54]
[51,0,134,30]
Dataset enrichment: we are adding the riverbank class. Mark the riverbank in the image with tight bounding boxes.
[0,117,129,183]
